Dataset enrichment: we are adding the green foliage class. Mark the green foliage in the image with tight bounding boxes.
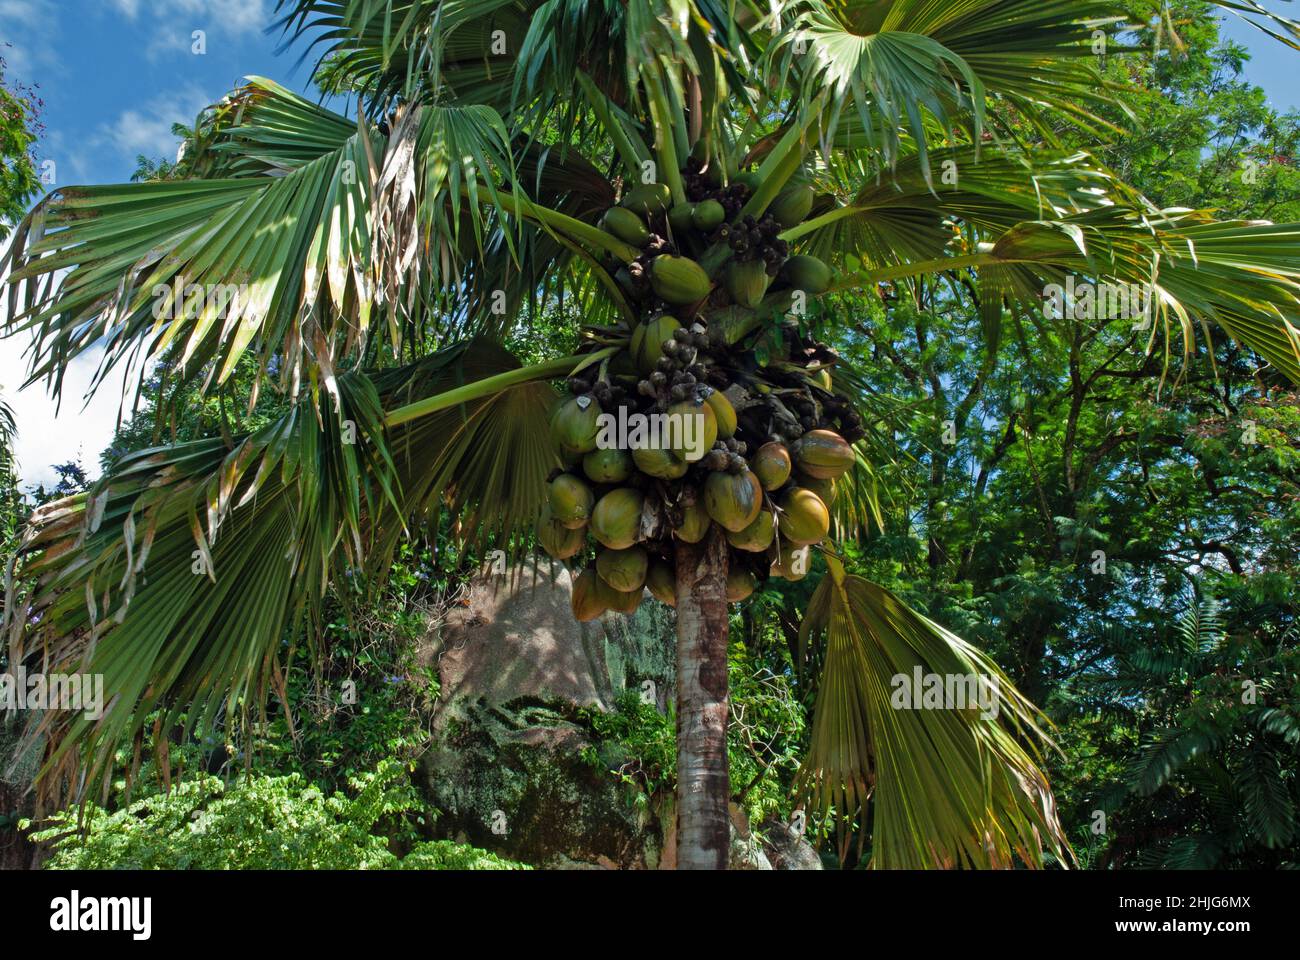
[742,3,1300,865]
[1056,588,1299,869]
[26,759,525,870]
[0,54,40,239]
[580,691,676,814]
[726,652,806,826]
[580,652,805,828]
[254,544,444,792]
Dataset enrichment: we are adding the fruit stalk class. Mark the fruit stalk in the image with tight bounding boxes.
[384,354,583,428]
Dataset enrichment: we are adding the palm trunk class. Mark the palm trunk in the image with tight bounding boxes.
[673,524,730,869]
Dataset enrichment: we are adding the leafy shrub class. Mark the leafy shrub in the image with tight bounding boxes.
[26,759,524,870]
[581,690,677,815]
[580,653,805,827]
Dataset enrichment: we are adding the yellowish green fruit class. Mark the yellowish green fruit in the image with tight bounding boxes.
[668,399,717,462]
[537,503,586,560]
[676,499,711,543]
[596,546,649,593]
[726,567,757,602]
[800,474,837,507]
[590,488,645,549]
[726,510,775,553]
[632,315,682,375]
[650,255,711,305]
[583,447,633,484]
[604,579,643,614]
[668,202,696,233]
[601,207,650,246]
[751,442,791,491]
[646,561,677,606]
[782,254,832,295]
[551,396,602,454]
[549,473,594,528]
[793,428,855,480]
[769,183,814,228]
[704,469,763,532]
[778,488,830,545]
[621,182,671,217]
[633,445,689,479]
[691,199,725,231]
[704,389,737,440]
[770,543,811,581]
[571,568,608,622]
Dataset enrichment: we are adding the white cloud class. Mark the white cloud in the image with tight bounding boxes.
[96,87,213,167]
[0,337,142,490]
[0,0,61,81]
[0,234,143,490]
[108,0,272,59]
[112,0,268,32]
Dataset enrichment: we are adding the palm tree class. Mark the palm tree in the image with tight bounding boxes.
[3,0,1300,869]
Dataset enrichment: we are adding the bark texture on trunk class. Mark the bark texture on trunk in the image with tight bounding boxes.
[673,525,730,870]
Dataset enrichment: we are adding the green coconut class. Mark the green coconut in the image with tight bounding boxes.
[704,469,764,532]
[633,445,689,479]
[631,314,682,375]
[726,510,775,553]
[571,568,608,622]
[646,561,677,606]
[549,473,594,528]
[596,546,649,593]
[537,503,586,559]
[704,389,737,440]
[778,488,830,545]
[676,499,711,543]
[583,447,634,484]
[590,488,645,550]
[667,399,718,462]
[751,442,792,491]
[725,567,757,602]
[551,395,602,454]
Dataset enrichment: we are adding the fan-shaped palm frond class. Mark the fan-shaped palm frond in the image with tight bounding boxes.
[2,78,384,401]
[796,555,1071,868]
[841,207,1300,385]
[4,339,575,804]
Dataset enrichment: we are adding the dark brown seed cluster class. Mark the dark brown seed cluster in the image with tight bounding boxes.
[717,213,789,275]
[683,156,749,218]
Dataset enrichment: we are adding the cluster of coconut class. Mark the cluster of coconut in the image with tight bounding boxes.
[536,165,859,620]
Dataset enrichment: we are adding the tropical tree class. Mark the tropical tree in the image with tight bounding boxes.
[0,53,42,241]
[3,0,1300,869]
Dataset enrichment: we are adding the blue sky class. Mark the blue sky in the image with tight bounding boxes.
[1,0,322,189]
[0,1,1297,488]
[1220,2,1300,111]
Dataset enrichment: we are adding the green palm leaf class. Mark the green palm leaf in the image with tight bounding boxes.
[797,557,1071,868]
[3,78,381,401]
[4,339,570,803]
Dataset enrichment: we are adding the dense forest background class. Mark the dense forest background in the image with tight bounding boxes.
[1,3,1297,869]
